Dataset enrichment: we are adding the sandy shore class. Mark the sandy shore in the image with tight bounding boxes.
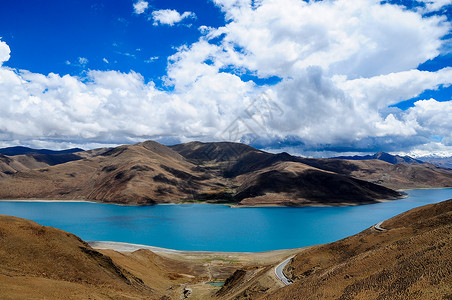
[87,241,185,253]
[0,199,99,203]
[87,241,311,257]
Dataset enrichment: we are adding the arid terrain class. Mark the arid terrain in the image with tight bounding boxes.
[1,199,450,299]
[0,141,451,206]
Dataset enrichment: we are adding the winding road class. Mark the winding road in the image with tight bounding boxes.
[275,220,388,286]
[275,256,295,285]
[374,220,387,231]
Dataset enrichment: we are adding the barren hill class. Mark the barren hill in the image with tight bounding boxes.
[0,215,160,299]
[0,140,451,206]
[298,157,452,189]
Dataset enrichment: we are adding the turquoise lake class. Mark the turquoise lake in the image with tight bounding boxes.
[0,188,451,252]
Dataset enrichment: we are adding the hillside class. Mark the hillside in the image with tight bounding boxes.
[218,199,452,299]
[419,156,452,169]
[0,141,228,205]
[298,157,452,190]
[0,140,451,206]
[0,215,160,299]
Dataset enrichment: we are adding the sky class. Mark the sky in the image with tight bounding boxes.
[0,0,451,157]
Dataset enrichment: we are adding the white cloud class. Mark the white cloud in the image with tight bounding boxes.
[200,0,449,79]
[144,56,159,63]
[336,68,452,108]
[103,58,109,64]
[151,9,196,26]
[133,0,149,14]
[400,142,452,158]
[416,0,452,13]
[78,57,88,66]
[0,0,451,155]
[0,39,10,65]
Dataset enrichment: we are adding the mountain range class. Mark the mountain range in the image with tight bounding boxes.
[333,151,424,164]
[0,141,451,206]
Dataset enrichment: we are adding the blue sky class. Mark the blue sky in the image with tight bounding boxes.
[0,0,224,84]
[0,0,451,157]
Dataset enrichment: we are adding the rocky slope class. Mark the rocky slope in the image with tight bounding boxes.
[0,141,451,206]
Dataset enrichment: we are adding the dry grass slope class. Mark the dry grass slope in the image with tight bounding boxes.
[259,199,452,300]
[0,215,162,299]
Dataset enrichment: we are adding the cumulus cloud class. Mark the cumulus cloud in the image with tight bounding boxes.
[416,0,452,13]
[133,0,149,14]
[201,0,449,79]
[0,39,10,65]
[151,9,196,26]
[0,0,451,155]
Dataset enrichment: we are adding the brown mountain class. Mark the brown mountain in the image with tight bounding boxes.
[297,157,452,189]
[0,141,227,204]
[218,198,452,300]
[0,140,450,206]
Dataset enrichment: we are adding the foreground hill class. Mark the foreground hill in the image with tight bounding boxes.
[0,215,160,299]
[0,140,451,205]
[218,199,452,299]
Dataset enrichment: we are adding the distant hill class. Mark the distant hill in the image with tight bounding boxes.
[0,146,84,156]
[0,140,451,206]
[219,199,452,299]
[417,156,452,169]
[333,151,424,164]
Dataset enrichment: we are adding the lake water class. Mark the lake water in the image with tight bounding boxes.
[0,188,451,252]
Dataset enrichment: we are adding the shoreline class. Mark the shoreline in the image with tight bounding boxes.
[88,241,186,254]
[0,187,449,208]
[0,198,393,208]
[87,240,309,256]
[0,197,405,208]
[397,187,452,192]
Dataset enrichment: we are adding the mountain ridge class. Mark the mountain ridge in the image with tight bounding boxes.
[333,151,424,164]
[0,146,84,156]
[0,141,451,206]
